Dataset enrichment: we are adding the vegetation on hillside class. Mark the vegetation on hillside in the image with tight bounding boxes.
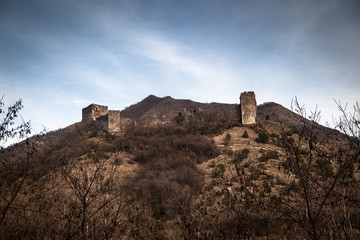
[0,97,359,239]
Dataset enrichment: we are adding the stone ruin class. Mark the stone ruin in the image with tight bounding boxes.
[240,91,257,125]
[81,92,257,131]
[82,104,120,133]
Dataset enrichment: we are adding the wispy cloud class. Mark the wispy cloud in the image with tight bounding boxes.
[0,0,359,133]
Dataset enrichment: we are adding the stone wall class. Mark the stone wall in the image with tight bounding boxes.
[108,110,120,133]
[82,105,94,122]
[92,104,108,120]
[82,104,108,122]
[240,91,257,125]
[81,104,120,133]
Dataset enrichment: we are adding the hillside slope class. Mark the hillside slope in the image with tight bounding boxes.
[1,95,358,239]
[121,95,343,144]
[121,95,235,118]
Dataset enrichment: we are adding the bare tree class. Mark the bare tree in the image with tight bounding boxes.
[272,98,360,240]
[0,97,31,226]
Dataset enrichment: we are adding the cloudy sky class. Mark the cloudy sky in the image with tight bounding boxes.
[1,0,359,136]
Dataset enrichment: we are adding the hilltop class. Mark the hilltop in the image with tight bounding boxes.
[121,95,344,143]
[121,95,299,124]
[121,95,234,118]
[0,95,358,239]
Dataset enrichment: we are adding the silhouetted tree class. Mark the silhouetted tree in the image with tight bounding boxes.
[0,97,31,226]
[271,98,360,240]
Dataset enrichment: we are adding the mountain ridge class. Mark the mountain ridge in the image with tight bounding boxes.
[121,95,235,119]
[120,95,344,145]
[121,95,300,123]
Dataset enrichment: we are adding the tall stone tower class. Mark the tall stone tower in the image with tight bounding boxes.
[240,91,257,125]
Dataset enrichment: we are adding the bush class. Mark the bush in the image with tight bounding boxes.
[242,130,249,138]
[276,176,286,185]
[270,133,278,138]
[315,158,334,179]
[225,133,231,141]
[224,133,231,146]
[122,125,220,164]
[256,132,269,143]
[232,148,250,164]
[251,170,261,180]
[224,149,234,156]
[300,148,307,155]
[259,150,279,162]
[258,163,266,170]
[121,124,220,220]
[287,137,295,143]
[213,163,226,177]
[292,128,300,134]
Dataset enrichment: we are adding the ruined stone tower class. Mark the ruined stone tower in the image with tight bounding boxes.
[240,91,257,125]
[82,104,108,121]
[82,104,120,133]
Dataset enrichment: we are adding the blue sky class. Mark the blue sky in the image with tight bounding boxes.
[1,0,359,136]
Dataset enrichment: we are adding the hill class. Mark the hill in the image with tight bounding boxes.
[121,95,235,118]
[0,95,358,239]
[122,95,344,144]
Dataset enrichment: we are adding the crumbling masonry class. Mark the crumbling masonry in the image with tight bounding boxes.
[240,91,257,125]
[82,104,120,133]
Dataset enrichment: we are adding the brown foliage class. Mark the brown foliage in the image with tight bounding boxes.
[121,124,219,220]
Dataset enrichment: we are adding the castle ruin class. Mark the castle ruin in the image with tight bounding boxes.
[82,104,120,133]
[240,91,257,125]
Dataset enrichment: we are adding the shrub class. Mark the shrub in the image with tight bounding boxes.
[213,163,226,177]
[242,148,250,154]
[121,124,220,220]
[300,148,307,155]
[276,176,286,185]
[122,125,220,164]
[270,133,278,138]
[292,128,300,134]
[232,148,250,164]
[256,132,269,143]
[251,170,261,180]
[242,130,249,138]
[215,190,223,197]
[224,133,231,146]
[113,157,122,165]
[259,150,279,162]
[225,149,234,156]
[243,162,250,168]
[175,113,185,124]
[287,137,295,143]
[258,163,266,170]
[315,158,334,179]
[225,133,231,141]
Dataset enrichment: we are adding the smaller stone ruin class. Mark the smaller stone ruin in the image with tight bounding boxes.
[82,104,120,133]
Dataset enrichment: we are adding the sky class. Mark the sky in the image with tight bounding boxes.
[1,0,359,139]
